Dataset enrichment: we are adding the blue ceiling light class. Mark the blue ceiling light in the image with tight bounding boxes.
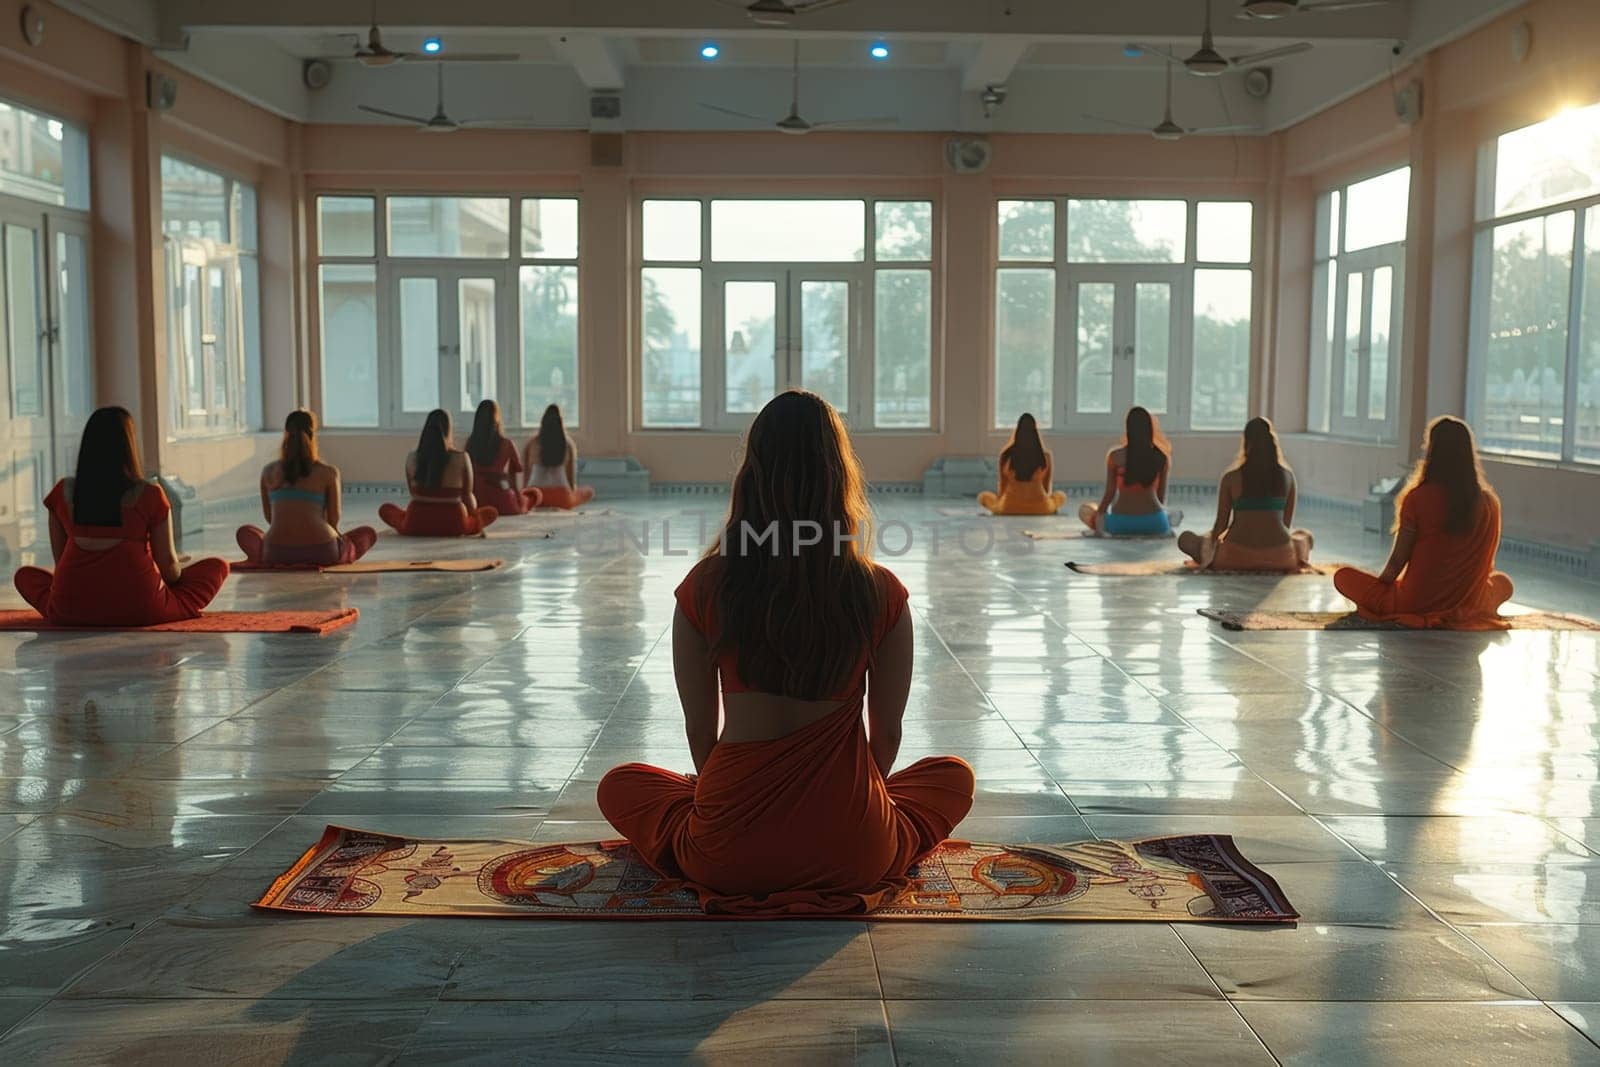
[869,41,890,61]
[422,37,443,54]
[700,42,720,60]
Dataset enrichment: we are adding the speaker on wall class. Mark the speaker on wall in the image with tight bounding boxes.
[945,138,992,174]
[146,72,179,112]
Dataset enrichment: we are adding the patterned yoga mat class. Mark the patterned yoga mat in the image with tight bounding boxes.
[1069,560,1344,577]
[0,607,359,634]
[233,559,504,573]
[1199,607,1600,631]
[254,824,1298,923]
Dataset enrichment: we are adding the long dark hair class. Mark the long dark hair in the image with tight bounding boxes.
[280,409,318,484]
[1397,415,1495,535]
[1000,413,1048,481]
[1233,416,1288,498]
[701,389,880,700]
[466,399,504,468]
[413,409,452,489]
[72,406,144,526]
[537,404,567,468]
[1121,406,1169,486]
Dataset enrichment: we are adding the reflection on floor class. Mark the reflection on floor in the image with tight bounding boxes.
[1,495,1598,1061]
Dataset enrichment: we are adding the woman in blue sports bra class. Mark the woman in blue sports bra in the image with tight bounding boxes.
[1178,417,1314,571]
[236,410,377,567]
[1079,406,1183,536]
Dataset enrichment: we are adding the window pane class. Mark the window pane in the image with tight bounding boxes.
[1308,260,1334,433]
[206,265,229,409]
[521,265,578,424]
[997,201,1053,261]
[1197,202,1253,263]
[400,276,440,412]
[1579,211,1600,463]
[1134,282,1171,413]
[1328,189,1341,257]
[1368,266,1393,422]
[995,268,1055,428]
[161,156,229,242]
[522,197,578,259]
[458,277,497,409]
[388,197,510,258]
[54,232,93,422]
[1480,212,1573,458]
[241,254,262,429]
[875,201,932,261]
[182,263,204,415]
[1191,269,1253,430]
[1067,200,1185,263]
[800,280,848,413]
[724,280,777,413]
[875,269,931,428]
[711,200,864,262]
[1342,272,1363,419]
[319,196,375,257]
[236,183,258,253]
[0,101,87,209]
[1074,281,1114,415]
[319,265,379,426]
[643,200,701,261]
[1343,167,1410,252]
[1492,101,1600,218]
[4,225,42,416]
[642,267,702,426]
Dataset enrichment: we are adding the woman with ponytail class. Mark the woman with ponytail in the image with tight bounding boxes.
[1178,417,1314,571]
[521,404,595,509]
[1334,416,1513,628]
[597,390,974,913]
[1078,406,1183,536]
[236,409,377,567]
[379,409,499,536]
[466,399,542,516]
[979,413,1067,515]
[14,407,229,625]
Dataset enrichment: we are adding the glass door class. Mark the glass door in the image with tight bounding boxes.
[391,268,506,426]
[793,274,853,417]
[1065,269,1181,430]
[1330,252,1401,438]
[0,209,51,538]
[46,217,93,478]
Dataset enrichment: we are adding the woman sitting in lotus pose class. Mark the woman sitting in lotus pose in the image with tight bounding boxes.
[521,404,594,510]
[14,406,229,625]
[597,389,975,914]
[1178,417,1313,571]
[466,399,542,517]
[237,409,377,567]
[1333,416,1513,629]
[379,409,498,537]
[1079,406,1182,536]
[979,413,1067,516]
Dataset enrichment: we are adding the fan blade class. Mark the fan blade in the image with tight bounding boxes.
[1187,124,1262,134]
[1082,114,1153,131]
[457,118,582,128]
[699,102,772,123]
[1303,0,1390,11]
[357,104,431,124]
[417,53,522,63]
[809,117,898,129]
[1229,42,1312,68]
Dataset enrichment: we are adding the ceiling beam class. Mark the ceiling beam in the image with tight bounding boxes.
[551,34,625,90]
[960,40,1029,93]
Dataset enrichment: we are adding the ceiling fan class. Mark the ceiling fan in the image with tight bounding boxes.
[1084,61,1258,141]
[358,66,553,132]
[322,1,518,66]
[1138,0,1310,76]
[715,0,853,27]
[700,41,896,134]
[1237,0,1392,19]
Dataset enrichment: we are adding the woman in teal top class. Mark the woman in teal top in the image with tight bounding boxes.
[1178,417,1314,571]
[236,410,377,567]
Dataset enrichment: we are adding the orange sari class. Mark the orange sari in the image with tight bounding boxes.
[1333,483,1513,629]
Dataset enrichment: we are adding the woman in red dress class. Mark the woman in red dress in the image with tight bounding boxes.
[378,409,499,537]
[465,400,542,517]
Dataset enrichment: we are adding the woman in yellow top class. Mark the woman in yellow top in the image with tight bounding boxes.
[978,413,1067,516]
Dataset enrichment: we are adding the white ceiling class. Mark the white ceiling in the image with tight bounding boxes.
[57,0,1530,135]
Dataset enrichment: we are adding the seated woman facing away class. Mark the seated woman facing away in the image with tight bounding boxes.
[466,399,542,517]
[14,406,229,626]
[1079,405,1183,536]
[521,404,595,510]
[597,389,975,914]
[379,409,499,537]
[1178,417,1314,572]
[979,413,1067,516]
[236,409,377,567]
[1334,416,1513,629]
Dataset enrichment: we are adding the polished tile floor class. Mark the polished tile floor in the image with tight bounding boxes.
[1,494,1598,1063]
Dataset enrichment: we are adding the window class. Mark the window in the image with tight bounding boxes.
[1470,102,1600,464]
[993,198,1255,431]
[161,156,259,434]
[0,99,88,209]
[639,197,934,429]
[1308,167,1410,439]
[314,193,578,428]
